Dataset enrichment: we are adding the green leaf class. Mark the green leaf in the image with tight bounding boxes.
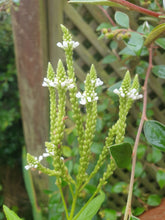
[75,191,105,220]
[125,32,144,56]
[144,120,165,152]
[147,194,161,206]
[114,11,129,28]
[144,23,165,47]
[62,146,72,157]
[137,144,146,159]
[3,205,22,220]
[111,182,127,193]
[97,22,112,31]
[69,0,126,8]
[91,142,103,154]
[102,55,117,64]
[152,65,165,79]
[147,148,162,163]
[130,216,140,220]
[135,162,143,178]
[133,207,145,216]
[156,170,165,189]
[155,38,165,49]
[104,209,117,220]
[110,142,132,168]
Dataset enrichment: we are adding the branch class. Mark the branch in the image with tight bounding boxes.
[108,0,162,17]
[124,44,153,220]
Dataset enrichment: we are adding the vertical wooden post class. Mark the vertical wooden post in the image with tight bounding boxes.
[12,0,49,205]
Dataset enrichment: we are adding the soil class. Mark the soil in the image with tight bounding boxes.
[139,198,165,220]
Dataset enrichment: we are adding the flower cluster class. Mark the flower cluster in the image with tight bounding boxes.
[57,40,79,50]
[42,77,75,89]
[76,91,98,105]
[25,148,55,170]
[113,87,143,100]
[76,77,103,105]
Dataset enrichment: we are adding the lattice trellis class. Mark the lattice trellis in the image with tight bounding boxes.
[62,3,165,212]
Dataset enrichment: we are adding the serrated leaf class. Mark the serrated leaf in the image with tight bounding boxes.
[152,65,165,79]
[69,0,126,8]
[144,23,165,47]
[3,205,22,220]
[144,120,165,152]
[147,194,161,206]
[114,11,129,28]
[75,191,105,220]
[110,142,132,168]
[156,170,165,189]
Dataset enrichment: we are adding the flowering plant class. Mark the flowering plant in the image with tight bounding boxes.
[24,25,143,220]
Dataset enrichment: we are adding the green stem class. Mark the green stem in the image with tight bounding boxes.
[69,188,78,220]
[58,184,69,220]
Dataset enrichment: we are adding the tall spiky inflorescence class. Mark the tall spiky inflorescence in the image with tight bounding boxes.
[76,65,99,185]
[59,24,85,157]
[25,25,143,209]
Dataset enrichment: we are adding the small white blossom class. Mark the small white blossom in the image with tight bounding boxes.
[42,77,75,90]
[25,165,32,170]
[57,40,79,49]
[95,78,103,87]
[38,155,43,162]
[76,92,82,98]
[113,87,143,100]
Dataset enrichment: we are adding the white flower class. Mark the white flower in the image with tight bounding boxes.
[127,88,143,100]
[113,87,143,100]
[95,78,103,87]
[42,77,75,90]
[38,155,43,162]
[57,40,79,49]
[25,165,31,170]
[80,97,86,105]
[76,92,82,98]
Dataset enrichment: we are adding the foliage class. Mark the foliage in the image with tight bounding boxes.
[0,12,24,166]
[3,0,165,220]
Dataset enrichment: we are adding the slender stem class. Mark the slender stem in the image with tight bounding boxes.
[69,188,78,220]
[98,5,116,26]
[124,45,153,220]
[108,0,162,17]
[58,185,69,220]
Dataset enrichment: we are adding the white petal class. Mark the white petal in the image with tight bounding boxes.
[113,88,119,94]
[43,153,50,157]
[57,42,63,48]
[25,165,31,170]
[95,78,103,87]
[80,97,86,105]
[76,92,82,98]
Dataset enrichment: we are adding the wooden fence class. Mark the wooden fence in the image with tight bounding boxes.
[12,0,165,210]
